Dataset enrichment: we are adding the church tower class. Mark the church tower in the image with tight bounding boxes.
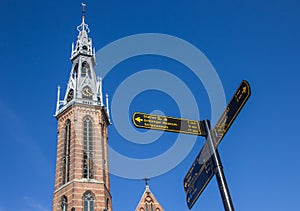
[135,182,164,211]
[52,4,112,211]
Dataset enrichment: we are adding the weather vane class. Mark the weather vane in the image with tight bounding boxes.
[77,3,90,33]
[81,3,86,17]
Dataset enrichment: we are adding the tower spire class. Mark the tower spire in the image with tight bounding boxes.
[71,2,93,61]
[55,2,104,116]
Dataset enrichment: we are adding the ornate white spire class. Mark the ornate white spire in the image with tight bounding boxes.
[55,3,106,117]
[71,3,95,63]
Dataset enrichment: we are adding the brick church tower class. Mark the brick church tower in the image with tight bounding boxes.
[52,4,112,211]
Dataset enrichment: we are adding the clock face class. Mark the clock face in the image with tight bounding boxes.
[82,86,93,98]
[66,89,74,102]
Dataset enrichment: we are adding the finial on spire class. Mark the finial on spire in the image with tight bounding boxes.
[143,177,150,186]
[77,3,90,33]
[81,3,86,20]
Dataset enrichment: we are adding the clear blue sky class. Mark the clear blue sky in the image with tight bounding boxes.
[1,0,300,210]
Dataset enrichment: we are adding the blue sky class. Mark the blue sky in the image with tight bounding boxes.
[1,0,300,210]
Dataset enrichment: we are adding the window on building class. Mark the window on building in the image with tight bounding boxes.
[61,195,68,211]
[83,191,94,211]
[66,89,74,103]
[145,203,155,211]
[81,61,91,78]
[62,120,71,184]
[105,198,109,211]
[145,196,155,211]
[83,117,93,179]
[72,63,78,79]
[151,203,155,211]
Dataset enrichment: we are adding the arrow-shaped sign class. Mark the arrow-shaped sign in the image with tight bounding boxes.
[213,80,251,146]
[132,112,206,137]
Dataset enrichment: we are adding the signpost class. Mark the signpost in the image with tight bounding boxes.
[183,80,251,209]
[132,112,206,137]
[132,80,251,210]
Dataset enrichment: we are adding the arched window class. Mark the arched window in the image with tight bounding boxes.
[150,203,154,211]
[81,61,91,78]
[72,63,78,79]
[83,117,93,179]
[145,196,155,211]
[83,191,94,211]
[66,89,74,103]
[62,120,71,184]
[61,195,68,211]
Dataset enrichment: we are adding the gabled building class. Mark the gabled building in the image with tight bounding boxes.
[135,183,164,211]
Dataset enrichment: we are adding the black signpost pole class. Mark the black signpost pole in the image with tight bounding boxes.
[204,120,235,211]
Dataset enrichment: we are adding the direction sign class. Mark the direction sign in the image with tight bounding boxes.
[184,145,214,209]
[186,157,214,209]
[183,80,251,209]
[130,80,251,209]
[213,80,251,146]
[132,112,206,136]
[184,143,211,192]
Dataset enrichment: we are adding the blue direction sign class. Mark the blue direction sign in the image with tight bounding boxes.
[184,80,251,209]
[186,160,213,209]
[184,143,211,192]
[184,145,214,209]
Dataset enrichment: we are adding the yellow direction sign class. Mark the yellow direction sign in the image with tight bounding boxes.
[132,112,206,136]
[213,80,251,146]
